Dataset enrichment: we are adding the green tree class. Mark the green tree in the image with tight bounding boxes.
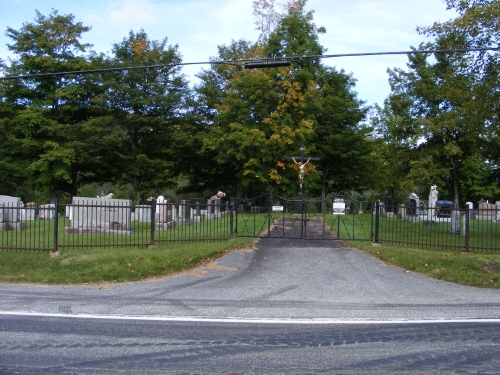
[0,10,115,202]
[101,30,192,201]
[195,0,372,200]
[381,0,500,204]
[387,48,496,204]
[310,66,374,200]
[370,99,417,204]
[416,0,500,201]
[199,1,325,198]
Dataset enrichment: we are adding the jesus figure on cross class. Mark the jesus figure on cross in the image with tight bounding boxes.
[292,157,311,189]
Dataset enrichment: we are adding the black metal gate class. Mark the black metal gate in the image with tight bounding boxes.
[235,194,374,241]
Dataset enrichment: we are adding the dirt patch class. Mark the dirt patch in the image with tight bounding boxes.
[86,246,254,289]
[482,262,500,273]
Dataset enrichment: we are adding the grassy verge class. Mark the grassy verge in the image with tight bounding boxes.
[0,238,254,285]
[345,240,500,289]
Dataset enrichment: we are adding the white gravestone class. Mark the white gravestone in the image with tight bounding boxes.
[21,208,35,221]
[135,205,152,222]
[0,195,22,223]
[38,204,56,220]
[155,196,175,231]
[65,197,132,234]
[427,185,438,222]
[0,195,25,231]
[156,196,167,223]
[450,210,461,234]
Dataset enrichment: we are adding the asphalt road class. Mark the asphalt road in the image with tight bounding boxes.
[1,238,499,321]
[1,239,500,374]
[1,315,500,374]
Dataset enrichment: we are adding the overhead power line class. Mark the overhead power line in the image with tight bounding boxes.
[0,47,498,80]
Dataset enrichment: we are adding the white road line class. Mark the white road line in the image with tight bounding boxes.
[1,311,500,324]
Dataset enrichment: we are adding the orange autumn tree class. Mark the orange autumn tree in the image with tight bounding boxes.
[196,0,372,199]
[200,1,323,197]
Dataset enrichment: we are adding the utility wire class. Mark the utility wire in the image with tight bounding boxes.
[0,47,498,80]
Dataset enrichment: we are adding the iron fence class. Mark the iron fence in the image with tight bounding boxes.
[375,202,500,252]
[234,194,373,241]
[1,198,499,253]
[0,199,233,252]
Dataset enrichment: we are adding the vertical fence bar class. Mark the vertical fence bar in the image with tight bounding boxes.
[53,200,58,252]
[150,199,156,246]
[374,201,380,243]
[464,205,470,253]
[230,197,234,238]
[267,197,271,237]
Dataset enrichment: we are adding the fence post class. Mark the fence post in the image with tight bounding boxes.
[374,200,380,243]
[464,205,470,253]
[53,199,59,252]
[229,197,234,238]
[150,199,156,247]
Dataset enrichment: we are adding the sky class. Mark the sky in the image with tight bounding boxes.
[0,0,457,107]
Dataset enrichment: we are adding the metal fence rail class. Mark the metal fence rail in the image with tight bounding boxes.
[376,203,500,252]
[0,199,233,252]
[234,194,373,241]
[0,204,55,251]
[1,198,499,253]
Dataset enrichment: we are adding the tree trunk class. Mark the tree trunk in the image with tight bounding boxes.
[49,190,58,204]
[453,179,460,208]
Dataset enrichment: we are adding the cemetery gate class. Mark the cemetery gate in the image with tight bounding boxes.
[234,194,374,241]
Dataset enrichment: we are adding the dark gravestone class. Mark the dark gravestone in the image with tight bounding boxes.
[385,197,393,213]
[190,198,205,215]
[408,199,417,216]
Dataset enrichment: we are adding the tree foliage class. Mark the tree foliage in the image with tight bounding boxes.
[375,0,500,204]
[0,10,106,201]
[195,0,372,199]
[100,30,192,201]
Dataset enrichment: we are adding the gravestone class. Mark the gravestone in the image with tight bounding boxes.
[450,210,461,234]
[156,196,167,223]
[179,200,189,224]
[376,201,386,217]
[478,201,496,220]
[0,195,24,231]
[384,197,393,213]
[134,205,152,222]
[21,207,35,221]
[427,185,438,223]
[38,204,56,220]
[205,199,215,220]
[65,197,132,234]
[398,204,406,220]
[155,196,175,231]
[496,201,500,222]
[65,205,73,219]
[214,198,222,217]
[466,201,477,219]
[406,193,421,222]
[190,198,204,222]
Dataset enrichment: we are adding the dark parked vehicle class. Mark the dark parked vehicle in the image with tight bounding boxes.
[436,200,454,218]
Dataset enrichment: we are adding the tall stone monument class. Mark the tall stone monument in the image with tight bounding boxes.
[425,185,438,226]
